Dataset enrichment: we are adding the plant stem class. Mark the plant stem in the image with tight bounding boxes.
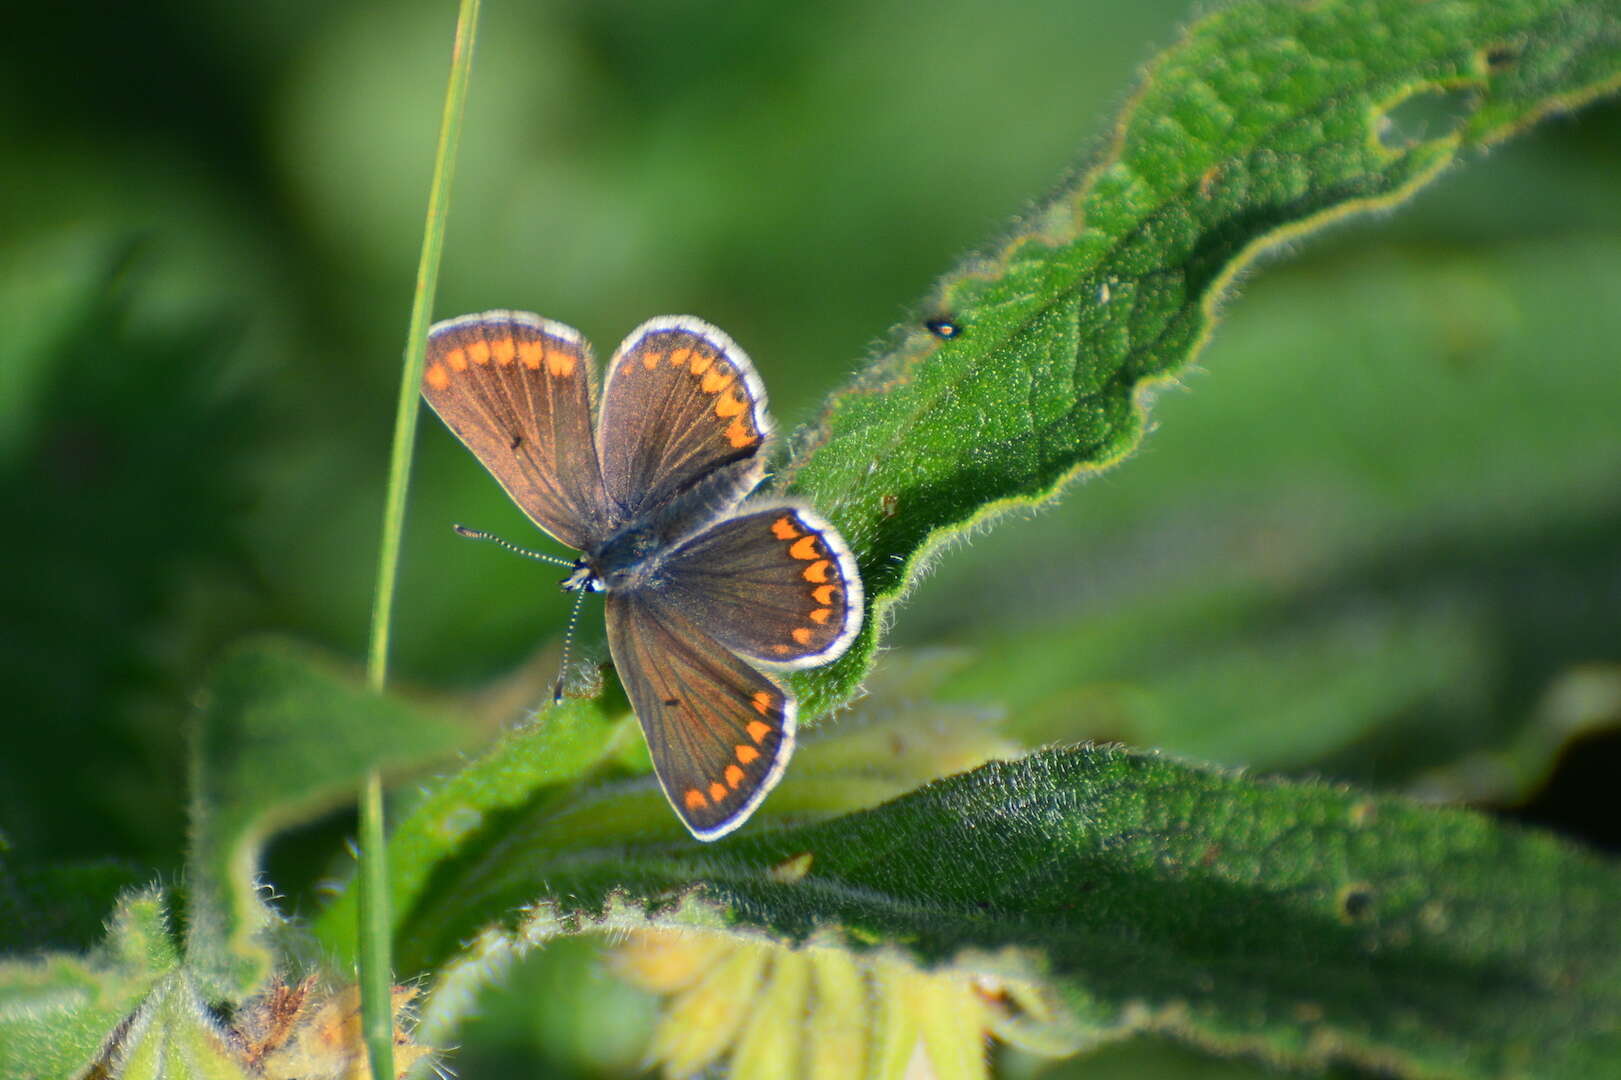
[360,0,481,1076]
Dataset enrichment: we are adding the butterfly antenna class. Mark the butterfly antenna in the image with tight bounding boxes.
[553,586,590,704]
[452,524,575,568]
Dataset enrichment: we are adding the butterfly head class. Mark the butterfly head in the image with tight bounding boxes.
[561,561,604,594]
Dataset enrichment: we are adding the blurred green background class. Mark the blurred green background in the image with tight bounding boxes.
[3,0,1618,1075]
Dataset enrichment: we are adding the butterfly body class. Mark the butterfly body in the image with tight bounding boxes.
[423,311,862,839]
[577,469,753,591]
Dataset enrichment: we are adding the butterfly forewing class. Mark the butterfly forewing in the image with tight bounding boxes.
[656,505,863,669]
[606,590,795,840]
[597,317,770,522]
[423,311,609,550]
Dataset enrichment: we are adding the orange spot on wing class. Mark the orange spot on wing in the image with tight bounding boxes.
[701,368,735,394]
[641,351,664,371]
[789,535,820,560]
[771,644,791,655]
[791,627,813,646]
[684,789,708,810]
[688,351,714,375]
[425,364,450,390]
[809,608,832,625]
[803,560,831,583]
[669,347,692,368]
[747,720,771,744]
[736,744,760,764]
[708,782,728,802]
[518,341,543,369]
[725,419,753,448]
[547,350,577,377]
[751,692,773,715]
[714,390,746,418]
[491,337,517,365]
[445,348,469,372]
[467,340,492,365]
[725,764,744,789]
[771,516,801,540]
[812,585,838,605]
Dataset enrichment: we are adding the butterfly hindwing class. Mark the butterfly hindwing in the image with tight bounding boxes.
[605,589,795,840]
[655,504,863,669]
[597,317,770,523]
[423,311,610,550]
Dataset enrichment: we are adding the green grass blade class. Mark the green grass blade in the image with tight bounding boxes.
[360,0,481,1076]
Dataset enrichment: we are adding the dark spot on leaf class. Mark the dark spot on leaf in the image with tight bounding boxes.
[1338,884,1375,922]
[1484,43,1520,72]
[924,316,961,339]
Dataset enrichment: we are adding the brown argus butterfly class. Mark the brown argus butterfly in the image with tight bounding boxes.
[423,312,862,839]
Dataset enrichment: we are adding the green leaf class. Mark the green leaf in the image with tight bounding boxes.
[0,642,469,1077]
[910,236,1621,802]
[309,693,630,971]
[310,652,1016,975]
[421,746,1621,1080]
[97,974,246,1080]
[0,887,181,1080]
[186,639,469,996]
[1413,664,1621,806]
[779,0,1621,715]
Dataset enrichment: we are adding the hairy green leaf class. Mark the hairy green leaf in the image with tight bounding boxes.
[100,974,246,1080]
[780,0,1621,715]
[0,887,180,1080]
[310,693,630,970]
[428,746,1621,1079]
[311,654,1015,975]
[909,236,1621,802]
[186,639,469,996]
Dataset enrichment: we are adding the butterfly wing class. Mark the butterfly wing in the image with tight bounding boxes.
[653,504,863,669]
[422,311,609,551]
[606,588,795,840]
[596,316,770,524]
